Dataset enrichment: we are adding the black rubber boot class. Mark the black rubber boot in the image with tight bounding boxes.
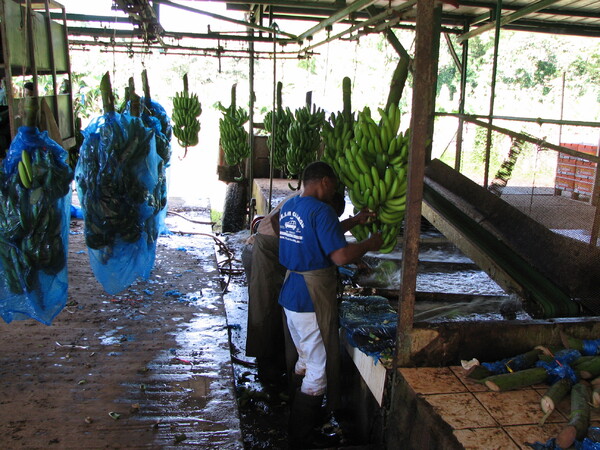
[256,356,286,388]
[288,373,304,403]
[289,391,340,449]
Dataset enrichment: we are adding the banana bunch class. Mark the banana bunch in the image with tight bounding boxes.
[336,103,410,253]
[172,73,201,150]
[217,83,250,167]
[321,111,354,175]
[286,104,326,177]
[18,150,33,189]
[264,107,293,172]
[218,108,250,167]
[264,81,293,172]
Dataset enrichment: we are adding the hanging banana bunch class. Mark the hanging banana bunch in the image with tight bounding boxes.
[172,73,202,157]
[217,83,251,168]
[264,81,293,173]
[286,103,325,178]
[321,76,354,181]
[336,103,410,253]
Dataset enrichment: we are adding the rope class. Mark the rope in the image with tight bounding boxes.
[322,30,331,98]
[167,210,215,225]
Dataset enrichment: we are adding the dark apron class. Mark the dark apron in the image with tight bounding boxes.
[246,233,286,358]
[286,265,340,412]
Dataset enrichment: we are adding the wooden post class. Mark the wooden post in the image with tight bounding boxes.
[455,20,469,171]
[247,27,255,209]
[395,0,441,366]
[483,0,503,188]
[43,0,59,125]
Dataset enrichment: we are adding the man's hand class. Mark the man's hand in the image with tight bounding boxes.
[353,208,376,225]
[341,208,377,232]
[330,231,384,266]
[367,231,384,252]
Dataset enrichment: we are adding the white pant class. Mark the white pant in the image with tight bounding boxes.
[284,308,327,396]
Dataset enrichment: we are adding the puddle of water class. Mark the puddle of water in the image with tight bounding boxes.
[97,327,126,346]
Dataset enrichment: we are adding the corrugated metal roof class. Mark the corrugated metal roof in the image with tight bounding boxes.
[221,0,600,38]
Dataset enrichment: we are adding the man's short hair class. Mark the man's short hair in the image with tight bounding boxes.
[302,161,337,185]
[24,82,34,91]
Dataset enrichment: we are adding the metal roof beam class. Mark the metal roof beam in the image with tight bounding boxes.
[152,0,297,39]
[295,0,376,43]
[224,0,336,10]
[301,1,415,53]
[470,11,491,26]
[49,12,131,23]
[457,0,600,20]
[504,21,600,38]
[457,0,563,43]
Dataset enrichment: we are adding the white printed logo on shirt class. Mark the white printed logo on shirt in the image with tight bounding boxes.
[280,211,304,244]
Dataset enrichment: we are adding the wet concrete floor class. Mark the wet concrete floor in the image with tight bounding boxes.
[0,206,244,449]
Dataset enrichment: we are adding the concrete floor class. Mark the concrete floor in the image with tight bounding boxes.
[0,205,244,449]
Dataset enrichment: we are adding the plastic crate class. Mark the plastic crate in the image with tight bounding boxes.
[575,178,594,196]
[555,175,575,191]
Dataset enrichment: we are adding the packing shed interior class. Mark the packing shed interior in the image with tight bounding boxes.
[3,0,600,372]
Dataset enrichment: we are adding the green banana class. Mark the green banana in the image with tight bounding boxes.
[172,73,202,152]
[18,161,32,189]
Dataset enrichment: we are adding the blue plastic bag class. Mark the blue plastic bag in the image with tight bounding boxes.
[75,111,161,295]
[339,295,397,363]
[126,97,172,235]
[0,126,73,325]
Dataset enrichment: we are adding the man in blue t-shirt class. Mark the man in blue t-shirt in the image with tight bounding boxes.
[279,161,382,447]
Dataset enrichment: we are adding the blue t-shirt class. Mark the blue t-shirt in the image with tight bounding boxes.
[278,195,347,312]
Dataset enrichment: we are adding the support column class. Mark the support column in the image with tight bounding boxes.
[455,20,469,171]
[247,26,255,207]
[483,0,503,187]
[395,0,441,366]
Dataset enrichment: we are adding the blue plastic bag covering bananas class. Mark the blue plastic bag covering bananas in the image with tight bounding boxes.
[0,126,73,325]
[126,97,172,235]
[75,111,161,295]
